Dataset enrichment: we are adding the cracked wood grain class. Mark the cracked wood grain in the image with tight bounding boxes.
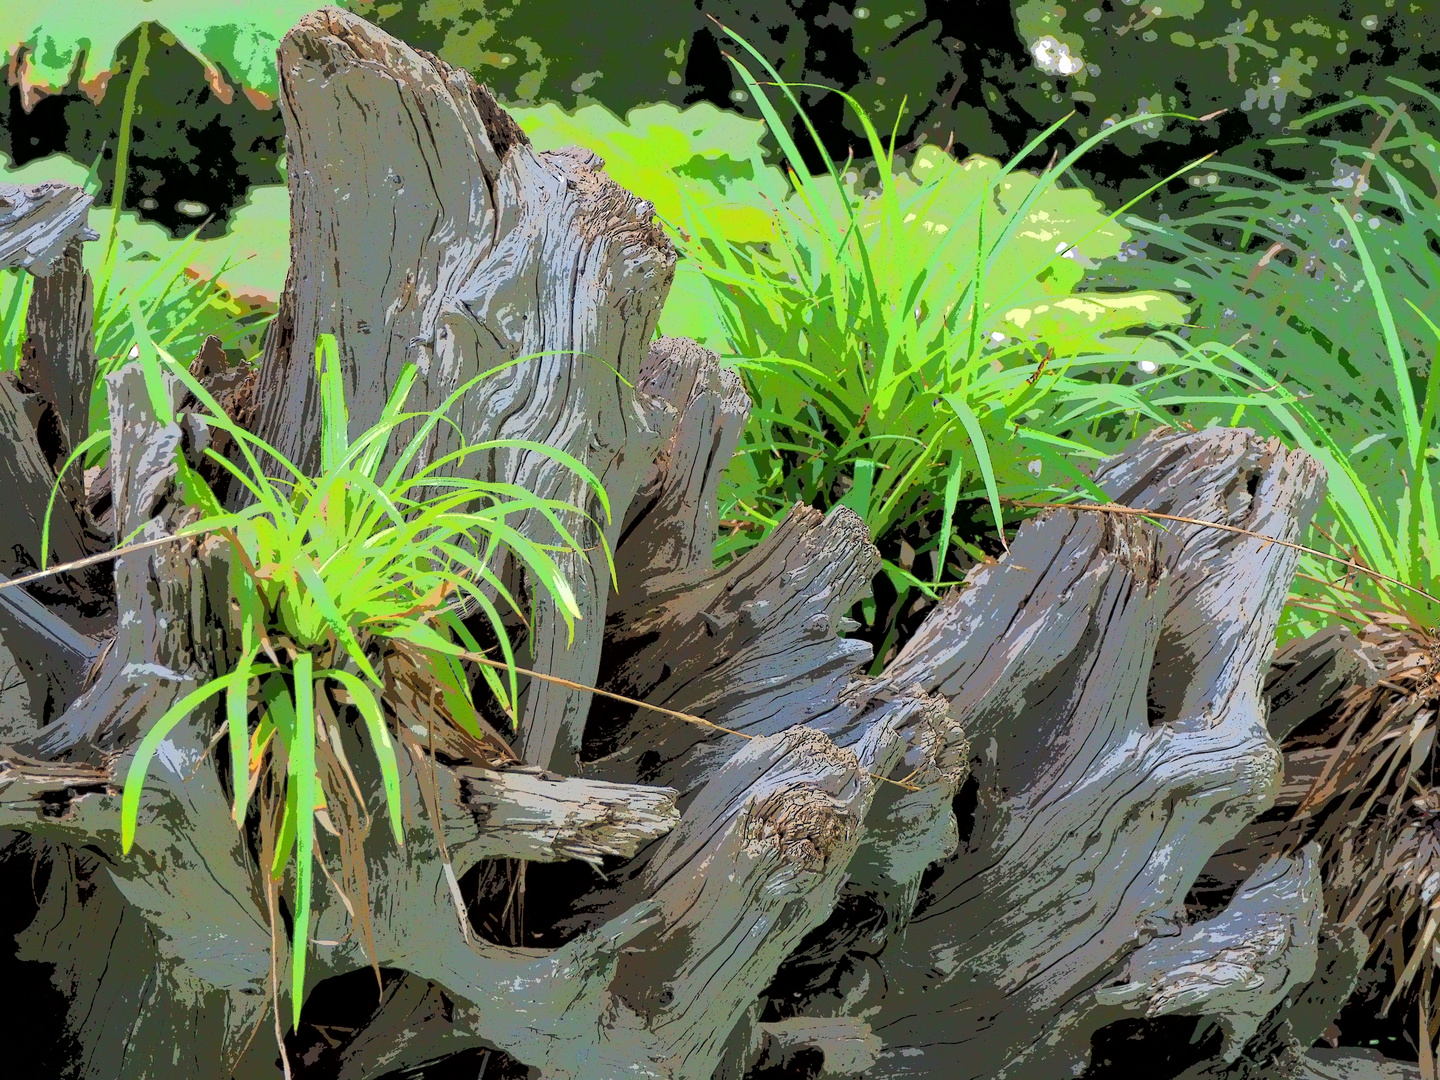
[23,365,226,761]
[1096,847,1323,1059]
[859,428,1325,1079]
[0,9,1381,1080]
[585,503,879,799]
[20,236,97,460]
[247,6,675,771]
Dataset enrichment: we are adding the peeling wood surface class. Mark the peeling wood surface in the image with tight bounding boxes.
[444,764,678,869]
[1300,1050,1420,1080]
[753,1016,882,1077]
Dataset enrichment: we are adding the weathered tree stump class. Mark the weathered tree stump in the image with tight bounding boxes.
[0,7,1400,1078]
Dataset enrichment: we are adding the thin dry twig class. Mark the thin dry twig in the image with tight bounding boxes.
[448,648,922,793]
[0,531,204,592]
[1006,499,1440,609]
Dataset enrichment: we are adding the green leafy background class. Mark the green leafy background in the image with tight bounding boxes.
[0,1,321,101]
[6,1,1436,245]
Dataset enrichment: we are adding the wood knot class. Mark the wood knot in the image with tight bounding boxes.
[786,727,859,774]
[907,695,970,787]
[744,785,854,871]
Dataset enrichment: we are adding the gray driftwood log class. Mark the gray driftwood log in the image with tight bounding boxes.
[0,7,1408,1079]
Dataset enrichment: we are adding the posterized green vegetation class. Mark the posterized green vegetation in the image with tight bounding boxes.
[6,0,1440,1064]
[652,41,1211,655]
[110,334,599,1027]
[1012,0,1437,142]
[0,146,274,470]
[1111,76,1440,639]
[500,81,1215,655]
[519,99,789,245]
[5,0,1438,648]
[0,0,324,102]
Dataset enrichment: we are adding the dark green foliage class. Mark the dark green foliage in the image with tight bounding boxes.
[2,24,285,239]
[6,2,1438,239]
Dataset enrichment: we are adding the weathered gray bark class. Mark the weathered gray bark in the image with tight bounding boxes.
[0,7,1411,1080]
[752,1016,882,1077]
[0,182,105,633]
[0,371,90,579]
[0,570,99,736]
[587,500,879,797]
[248,7,675,772]
[1098,849,1323,1059]
[21,365,223,761]
[1264,626,1385,743]
[21,236,97,460]
[1170,919,1371,1080]
[808,431,1324,1080]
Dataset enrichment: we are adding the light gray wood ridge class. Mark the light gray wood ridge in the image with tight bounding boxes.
[0,569,100,740]
[612,335,751,600]
[24,365,222,760]
[1300,1049,1420,1080]
[587,501,879,798]
[856,428,1325,1079]
[0,181,96,273]
[21,236,97,459]
[1095,847,1323,1059]
[1171,919,1370,1079]
[753,1016,882,1077]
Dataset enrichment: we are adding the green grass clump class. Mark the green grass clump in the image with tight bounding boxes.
[656,24,1237,652]
[113,334,600,1029]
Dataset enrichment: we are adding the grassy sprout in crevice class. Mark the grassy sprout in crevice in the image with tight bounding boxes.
[666,20,1242,647]
[116,334,602,1032]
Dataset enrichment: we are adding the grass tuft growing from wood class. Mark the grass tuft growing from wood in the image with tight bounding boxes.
[113,333,600,1030]
[665,20,1235,654]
